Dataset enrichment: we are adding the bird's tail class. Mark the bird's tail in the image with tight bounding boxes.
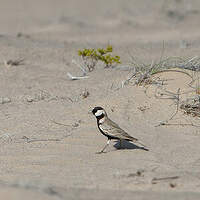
[135,140,149,151]
[128,136,149,151]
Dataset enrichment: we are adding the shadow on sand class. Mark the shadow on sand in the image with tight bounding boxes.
[113,140,149,151]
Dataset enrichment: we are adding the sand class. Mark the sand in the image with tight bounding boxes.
[0,0,200,199]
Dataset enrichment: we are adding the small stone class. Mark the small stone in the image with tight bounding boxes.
[26,96,34,102]
[1,97,11,104]
[169,183,176,188]
[73,122,79,128]
[136,169,144,176]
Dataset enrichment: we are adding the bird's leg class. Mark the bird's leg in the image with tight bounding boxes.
[119,139,122,149]
[97,139,110,154]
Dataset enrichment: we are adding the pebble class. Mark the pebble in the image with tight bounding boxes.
[26,96,34,102]
[0,97,11,104]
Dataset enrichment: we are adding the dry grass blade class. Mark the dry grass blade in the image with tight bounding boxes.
[72,59,87,75]
[155,88,182,126]
[169,88,180,120]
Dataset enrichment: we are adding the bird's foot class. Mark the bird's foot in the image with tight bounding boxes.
[96,151,106,154]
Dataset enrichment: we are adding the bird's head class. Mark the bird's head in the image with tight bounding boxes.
[92,107,107,118]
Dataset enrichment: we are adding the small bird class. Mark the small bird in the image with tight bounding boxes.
[92,106,148,153]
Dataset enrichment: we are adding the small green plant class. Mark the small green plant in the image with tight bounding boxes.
[78,45,121,71]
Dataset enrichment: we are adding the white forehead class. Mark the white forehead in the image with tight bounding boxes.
[95,109,104,117]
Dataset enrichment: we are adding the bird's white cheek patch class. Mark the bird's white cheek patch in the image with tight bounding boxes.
[95,110,104,117]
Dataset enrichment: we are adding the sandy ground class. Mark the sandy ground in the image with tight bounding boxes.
[1,0,200,199]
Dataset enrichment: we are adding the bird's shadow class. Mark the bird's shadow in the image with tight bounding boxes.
[113,140,149,151]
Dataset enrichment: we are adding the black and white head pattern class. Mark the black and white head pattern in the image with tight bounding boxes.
[92,107,107,119]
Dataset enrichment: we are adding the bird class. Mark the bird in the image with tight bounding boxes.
[92,106,148,153]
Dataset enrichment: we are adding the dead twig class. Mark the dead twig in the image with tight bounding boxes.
[152,176,179,184]
[0,133,12,142]
[127,169,144,178]
[22,136,61,143]
[155,122,200,127]
[50,120,71,127]
[27,139,61,143]
[67,73,89,80]
[4,58,25,67]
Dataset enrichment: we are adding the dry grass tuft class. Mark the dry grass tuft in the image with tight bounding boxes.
[180,99,200,117]
[125,52,200,120]
[125,55,198,86]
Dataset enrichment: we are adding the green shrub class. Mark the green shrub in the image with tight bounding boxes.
[78,45,121,71]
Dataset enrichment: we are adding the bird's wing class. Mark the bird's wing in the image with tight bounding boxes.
[99,118,138,141]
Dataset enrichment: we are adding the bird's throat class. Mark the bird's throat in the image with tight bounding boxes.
[96,113,105,121]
